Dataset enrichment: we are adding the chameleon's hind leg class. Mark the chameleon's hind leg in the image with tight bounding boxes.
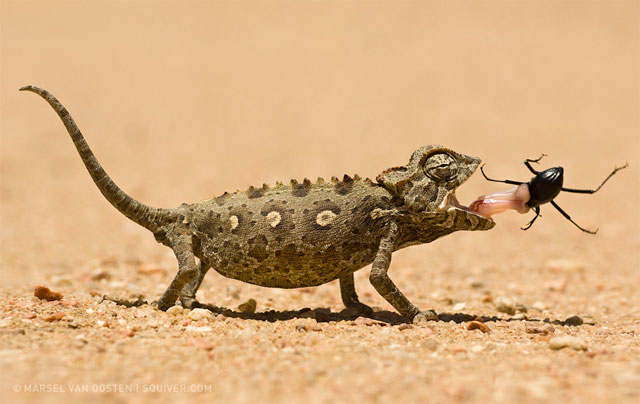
[157,234,198,311]
[339,274,373,315]
[180,260,211,309]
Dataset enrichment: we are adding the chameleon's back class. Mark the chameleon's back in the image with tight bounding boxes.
[184,177,395,288]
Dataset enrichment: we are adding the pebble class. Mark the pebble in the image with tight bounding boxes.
[188,308,214,321]
[526,324,555,335]
[398,324,413,331]
[532,301,547,311]
[34,286,63,302]
[466,321,491,333]
[452,302,466,311]
[190,338,214,351]
[119,329,135,337]
[137,264,167,276]
[494,296,516,315]
[44,312,65,322]
[166,306,185,316]
[237,299,257,313]
[564,315,583,326]
[549,335,588,351]
[90,268,111,281]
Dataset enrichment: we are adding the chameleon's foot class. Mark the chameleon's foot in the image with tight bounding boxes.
[342,301,374,317]
[179,294,202,309]
[157,296,176,311]
[412,310,438,324]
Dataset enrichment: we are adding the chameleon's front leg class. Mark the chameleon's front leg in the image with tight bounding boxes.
[339,274,373,315]
[157,234,198,311]
[369,222,438,323]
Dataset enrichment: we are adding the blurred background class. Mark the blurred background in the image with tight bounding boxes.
[1,0,638,286]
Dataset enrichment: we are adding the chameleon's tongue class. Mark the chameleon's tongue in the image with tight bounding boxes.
[469,184,531,218]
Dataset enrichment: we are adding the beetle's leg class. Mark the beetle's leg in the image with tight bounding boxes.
[549,200,597,234]
[521,206,541,230]
[561,162,629,194]
[480,165,525,186]
[524,154,548,175]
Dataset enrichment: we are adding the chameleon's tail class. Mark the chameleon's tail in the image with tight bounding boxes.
[20,85,177,232]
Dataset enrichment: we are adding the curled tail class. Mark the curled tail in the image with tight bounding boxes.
[20,85,177,232]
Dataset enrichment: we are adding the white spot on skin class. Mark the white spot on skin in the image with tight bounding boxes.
[316,210,337,226]
[267,211,281,228]
[229,215,239,230]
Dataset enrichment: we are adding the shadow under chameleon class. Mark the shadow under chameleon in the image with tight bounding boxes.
[104,296,589,327]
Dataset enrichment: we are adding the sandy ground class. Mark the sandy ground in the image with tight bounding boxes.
[1,1,639,403]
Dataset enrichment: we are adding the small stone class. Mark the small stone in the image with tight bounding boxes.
[34,286,63,301]
[546,259,584,272]
[166,306,185,316]
[549,335,587,351]
[90,268,111,281]
[494,296,516,315]
[188,308,214,321]
[119,329,135,337]
[564,315,583,326]
[516,304,528,313]
[398,324,413,331]
[468,279,485,289]
[545,279,567,292]
[532,301,547,311]
[137,264,167,276]
[190,338,214,351]
[23,313,36,319]
[526,324,555,335]
[43,312,65,322]
[452,302,466,311]
[422,339,438,351]
[353,317,384,326]
[185,325,213,333]
[238,299,257,313]
[467,321,491,333]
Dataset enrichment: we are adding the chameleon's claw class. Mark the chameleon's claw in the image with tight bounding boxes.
[413,310,438,324]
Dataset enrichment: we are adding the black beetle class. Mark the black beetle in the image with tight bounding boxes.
[480,155,628,234]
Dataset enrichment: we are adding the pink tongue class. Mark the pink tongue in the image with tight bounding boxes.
[469,184,531,218]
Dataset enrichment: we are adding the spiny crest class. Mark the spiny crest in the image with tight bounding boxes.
[214,174,374,203]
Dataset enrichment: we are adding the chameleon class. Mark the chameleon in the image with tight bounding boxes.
[20,85,495,323]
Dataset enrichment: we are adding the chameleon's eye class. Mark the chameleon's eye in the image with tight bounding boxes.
[423,152,458,182]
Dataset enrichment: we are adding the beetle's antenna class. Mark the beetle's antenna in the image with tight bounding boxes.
[480,165,525,186]
[561,162,629,194]
[549,200,597,235]
[521,206,541,230]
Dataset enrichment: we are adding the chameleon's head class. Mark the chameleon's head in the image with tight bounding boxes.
[377,145,494,231]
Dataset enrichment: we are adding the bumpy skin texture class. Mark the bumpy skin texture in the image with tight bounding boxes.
[21,85,495,322]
